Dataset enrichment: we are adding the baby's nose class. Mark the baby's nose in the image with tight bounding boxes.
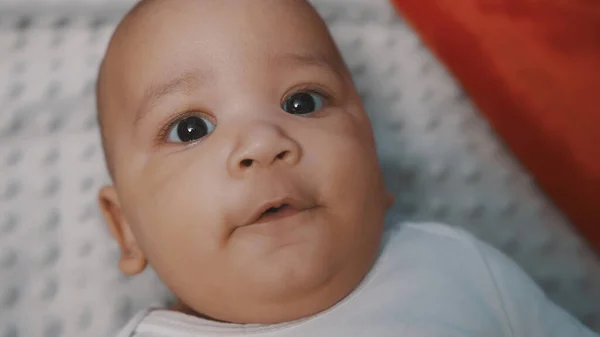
[227,122,301,177]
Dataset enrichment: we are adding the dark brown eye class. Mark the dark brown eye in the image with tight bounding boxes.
[282,92,324,115]
[167,116,215,143]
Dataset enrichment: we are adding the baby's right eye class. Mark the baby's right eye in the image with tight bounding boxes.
[167,115,216,143]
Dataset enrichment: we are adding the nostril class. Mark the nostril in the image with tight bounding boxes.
[276,151,289,160]
[240,159,253,168]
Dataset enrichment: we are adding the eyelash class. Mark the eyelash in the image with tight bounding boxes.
[154,110,211,146]
[283,84,335,107]
[154,84,336,146]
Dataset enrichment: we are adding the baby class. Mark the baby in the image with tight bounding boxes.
[96,0,598,336]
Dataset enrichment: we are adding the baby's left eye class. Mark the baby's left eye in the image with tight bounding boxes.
[282,92,325,116]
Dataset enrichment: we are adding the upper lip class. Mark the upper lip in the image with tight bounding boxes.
[243,196,308,227]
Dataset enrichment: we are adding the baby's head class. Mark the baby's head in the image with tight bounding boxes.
[97,0,392,324]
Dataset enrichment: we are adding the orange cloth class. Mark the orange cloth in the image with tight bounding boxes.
[391,0,600,253]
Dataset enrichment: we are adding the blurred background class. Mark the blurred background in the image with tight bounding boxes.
[0,0,599,336]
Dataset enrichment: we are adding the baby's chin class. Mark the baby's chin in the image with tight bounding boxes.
[181,267,358,325]
[247,246,339,301]
[171,241,373,324]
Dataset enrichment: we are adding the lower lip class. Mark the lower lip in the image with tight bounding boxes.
[236,207,318,250]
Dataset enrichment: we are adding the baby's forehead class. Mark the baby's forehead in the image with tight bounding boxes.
[118,0,337,60]
[116,0,329,48]
[103,1,343,103]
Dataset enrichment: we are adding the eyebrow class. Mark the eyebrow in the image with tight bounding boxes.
[274,51,344,78]
[135,69,208,125]
[134,52,343,125]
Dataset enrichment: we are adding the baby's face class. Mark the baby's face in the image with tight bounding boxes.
[98,0,390,324]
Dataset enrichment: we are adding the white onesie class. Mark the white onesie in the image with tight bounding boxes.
[116,223,599,337]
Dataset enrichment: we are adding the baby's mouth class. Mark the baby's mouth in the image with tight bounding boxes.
[254,204,300,225]
[265,204,288,214]
[240,196,317,229]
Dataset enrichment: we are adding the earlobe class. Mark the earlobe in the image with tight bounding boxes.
[98,186,147,275]
[385,191,395,210]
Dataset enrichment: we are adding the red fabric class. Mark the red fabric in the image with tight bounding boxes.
[390,0,600,253]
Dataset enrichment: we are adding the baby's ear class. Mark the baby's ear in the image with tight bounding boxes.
[98,186,147,275]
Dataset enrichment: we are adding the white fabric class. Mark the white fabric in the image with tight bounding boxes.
[116,223,599,337]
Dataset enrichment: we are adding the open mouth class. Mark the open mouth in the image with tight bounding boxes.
[264,204,289,214]
[240,196,317,229]
[253,203,300,225]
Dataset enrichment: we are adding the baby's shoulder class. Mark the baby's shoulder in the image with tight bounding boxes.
[376,222,512,299]
[382,222,486,260]
[374,222,599,337]
[365,223,517,333]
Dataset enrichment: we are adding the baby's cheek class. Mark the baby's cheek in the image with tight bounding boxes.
[313,112,383,212]
[139,152,199,196]
[129,160,224,253]
[135,192,222,276]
